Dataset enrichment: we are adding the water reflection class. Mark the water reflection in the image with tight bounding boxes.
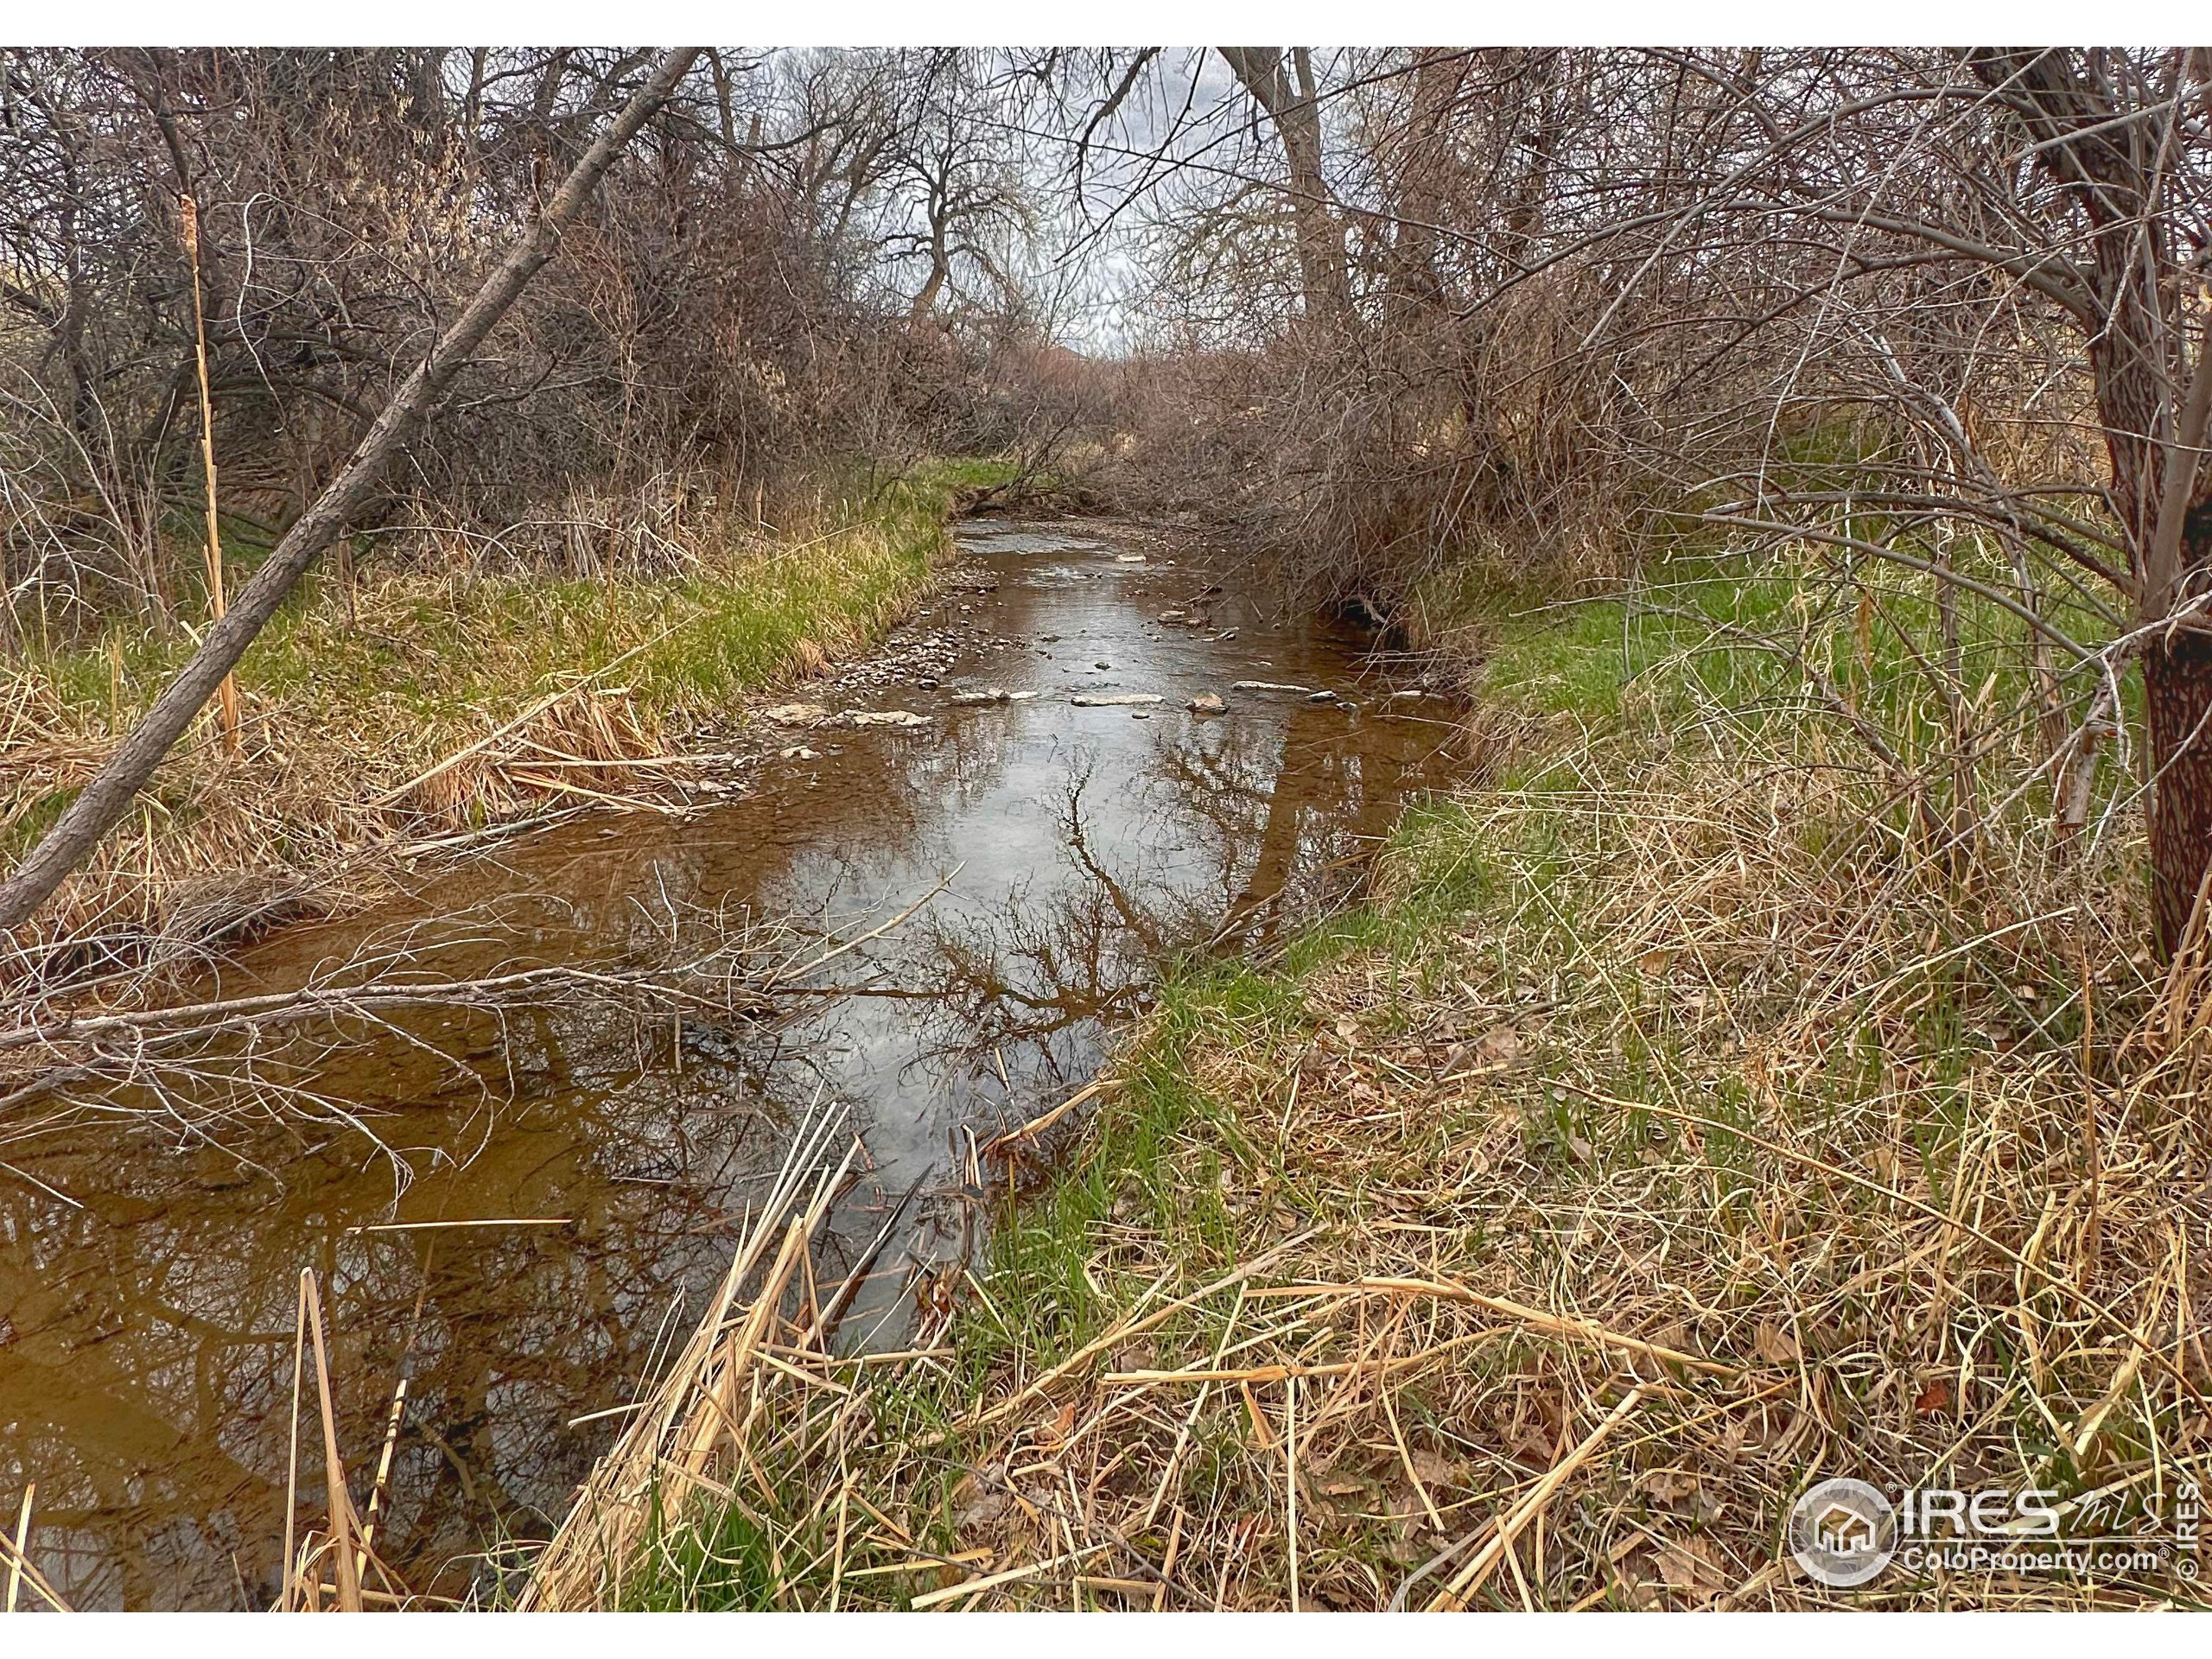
[0,521,1463,1607]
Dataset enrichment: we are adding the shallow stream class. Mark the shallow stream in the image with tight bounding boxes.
[0,518,1465,1607]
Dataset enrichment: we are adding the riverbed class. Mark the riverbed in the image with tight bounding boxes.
[0,518,1465,1608]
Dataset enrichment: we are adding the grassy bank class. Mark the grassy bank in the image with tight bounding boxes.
[2,462,1000,988]
[578,543,2210,1611]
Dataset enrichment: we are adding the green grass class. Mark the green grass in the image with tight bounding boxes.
[29,462,993,738]
[621,483,2175,1609]
[783,524,2136,1443]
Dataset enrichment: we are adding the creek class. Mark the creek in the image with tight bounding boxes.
[0,518,1465,1607]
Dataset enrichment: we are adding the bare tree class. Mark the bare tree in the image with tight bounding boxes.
[1218,47,1351,327]
[1959,49,2212,950]
[881,53,1036,327]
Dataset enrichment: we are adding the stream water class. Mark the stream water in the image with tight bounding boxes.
[0,518,1465,1608]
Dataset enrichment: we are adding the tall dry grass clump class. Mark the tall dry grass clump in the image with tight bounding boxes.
[519,1104,871,1611]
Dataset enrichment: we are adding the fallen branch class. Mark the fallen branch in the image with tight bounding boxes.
[0,959,766,1054]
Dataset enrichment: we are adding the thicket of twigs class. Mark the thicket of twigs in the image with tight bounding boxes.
[0,50,1112,638]
[1102,51,2126,635]
[1097,41,2212,950]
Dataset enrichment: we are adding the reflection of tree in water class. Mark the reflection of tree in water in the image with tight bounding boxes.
[1216,709,1386,950]
[911,769,1173,1060]
[895,709,1451,1080]
[0,757,944,1592]
[0,613,1465,1607]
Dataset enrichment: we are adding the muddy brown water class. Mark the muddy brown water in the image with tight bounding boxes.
[0,520,1465,1608]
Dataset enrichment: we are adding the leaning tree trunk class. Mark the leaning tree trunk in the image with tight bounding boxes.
[1219,47,1351,329]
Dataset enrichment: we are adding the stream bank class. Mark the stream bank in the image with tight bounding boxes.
[1,468,974,1001]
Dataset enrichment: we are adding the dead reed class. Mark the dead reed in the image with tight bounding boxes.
[520,1098,880,1611]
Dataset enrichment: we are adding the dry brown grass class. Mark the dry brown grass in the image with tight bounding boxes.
[520,1103,868,1611]
[1015,751,2205,1611]
[0,664,672,988]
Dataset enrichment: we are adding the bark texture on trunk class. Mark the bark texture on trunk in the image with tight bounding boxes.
[1219,47,1351,328]
[2145,626,2212,956]
[1383,48,1465,314]
[1968,52,2212,957]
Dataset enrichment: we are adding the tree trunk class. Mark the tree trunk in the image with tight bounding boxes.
[2145,631,2212,956]
[2133,327,2212,953]
[1967,52,2212,956]
[1384,48,1465,315]
[1219,47,1351,328]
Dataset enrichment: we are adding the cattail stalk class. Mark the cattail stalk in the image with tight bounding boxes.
[181,194,241,755]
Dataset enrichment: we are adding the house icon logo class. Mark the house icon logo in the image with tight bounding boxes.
[1789,1478,1897,1587]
